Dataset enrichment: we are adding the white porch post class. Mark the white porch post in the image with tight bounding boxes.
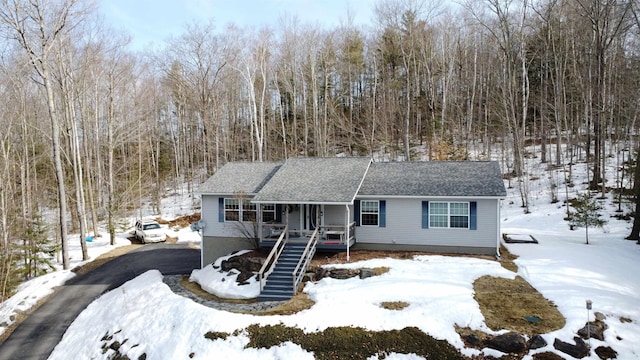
[345,204,350,262]
[285,204,289,241]
[496,200,501,258]
[257,204,262,243]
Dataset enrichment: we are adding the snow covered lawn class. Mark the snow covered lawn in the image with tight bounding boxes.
[47,231,640,359]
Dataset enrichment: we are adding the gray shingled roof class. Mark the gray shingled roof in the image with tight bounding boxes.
[358,161,506,197]
[198,162,281,195]
[252,157,372,204]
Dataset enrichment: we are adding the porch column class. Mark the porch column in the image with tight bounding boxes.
[345,204,350,262]
[285,205,289,241]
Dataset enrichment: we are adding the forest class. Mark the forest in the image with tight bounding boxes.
[1,0,640,300]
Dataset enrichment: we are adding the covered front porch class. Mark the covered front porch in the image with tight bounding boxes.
[257,203,356,251]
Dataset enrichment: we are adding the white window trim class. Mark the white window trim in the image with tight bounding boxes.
[224,198,240,222]
[261,204,276,222]
[242,200,257,222]
[360,200,380,226]
[429,201,469,229]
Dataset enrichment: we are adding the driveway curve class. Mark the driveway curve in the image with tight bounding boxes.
[0,243,200,360]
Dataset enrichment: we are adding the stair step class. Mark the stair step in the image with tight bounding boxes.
[258,296,290,300]
[268,274,292,280]
[257,242,313,302]
[265,280,291,286]
[260,289,294,296]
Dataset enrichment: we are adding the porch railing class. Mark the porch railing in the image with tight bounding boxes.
[261,222,356,245]
[257,225,288,291]
[319,222,356,244]
[292,228,319,294]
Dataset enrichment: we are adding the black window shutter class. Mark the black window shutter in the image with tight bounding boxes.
[470,201,477,230]
[218,197,225,222]
[421,201,429,229]
[379,200,386,227]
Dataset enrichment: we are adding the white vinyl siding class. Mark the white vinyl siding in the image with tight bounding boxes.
[356,198,499,251]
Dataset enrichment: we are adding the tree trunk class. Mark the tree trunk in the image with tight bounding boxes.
[626,148,640,241]
[43,71,70,269]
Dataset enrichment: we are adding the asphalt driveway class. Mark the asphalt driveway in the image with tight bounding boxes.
[0,243,200,360]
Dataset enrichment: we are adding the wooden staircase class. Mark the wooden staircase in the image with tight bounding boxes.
[257,227,318,302]
[257,243,307,301]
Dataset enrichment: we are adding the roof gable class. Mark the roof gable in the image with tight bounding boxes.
[358,161,506,198]
[198,162,281,195]
[252,157,372,204]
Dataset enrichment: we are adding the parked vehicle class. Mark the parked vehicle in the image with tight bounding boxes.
[134,220,166,243]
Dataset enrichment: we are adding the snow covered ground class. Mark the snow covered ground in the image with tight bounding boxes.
[1,156,640,359]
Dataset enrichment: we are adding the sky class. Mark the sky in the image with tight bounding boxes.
[99,0,377,50]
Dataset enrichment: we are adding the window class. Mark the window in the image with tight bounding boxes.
[429,202,469,229]
[224,198,240,221]
[361,200,379,226]
[262,204,276,222]
[242,200,256,221]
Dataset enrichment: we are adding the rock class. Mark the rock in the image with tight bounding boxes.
[303,272,315,282]
[315,268,328,280]
[486,332,527,354]
[236,271,254,285]
[529,334,548,350]
[328,268,358,279]
[109,341,122,351]
[578,323,605,341]
[595,346,617,359]
[359,268,375,279]
[464,333,481,347]
[594,312,606,321]
[532,352,564,360]
[553,337,589,359]
[221,256,263,273]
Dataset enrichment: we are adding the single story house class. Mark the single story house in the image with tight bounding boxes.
[197,157,506,267]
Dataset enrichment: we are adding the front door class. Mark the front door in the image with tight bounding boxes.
[303,204,322,231]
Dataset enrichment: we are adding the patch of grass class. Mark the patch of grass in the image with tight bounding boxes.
[499,244,519,272]
[474,275,565,336]
[252,292,315,316]
[372,266,390,276]
[243,324,466,360]
[380,301,409,310]
[204,331,230,341]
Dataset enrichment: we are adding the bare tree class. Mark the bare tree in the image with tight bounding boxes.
[0,0,93,269]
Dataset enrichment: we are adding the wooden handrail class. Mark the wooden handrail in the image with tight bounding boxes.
[292,228,319,294]
[257,225,288,291]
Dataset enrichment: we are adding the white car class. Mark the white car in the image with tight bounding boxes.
[134,220,166,243]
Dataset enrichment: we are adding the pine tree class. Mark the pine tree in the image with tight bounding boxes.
[19,214,58,280]
[0,244,21,301]
[567,193,607,245]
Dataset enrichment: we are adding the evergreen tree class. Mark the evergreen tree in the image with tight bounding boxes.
[567,193,607,245]
[0,244,21,301]
[19,214,58,280]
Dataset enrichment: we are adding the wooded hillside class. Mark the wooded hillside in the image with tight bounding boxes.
[1,0,640,297]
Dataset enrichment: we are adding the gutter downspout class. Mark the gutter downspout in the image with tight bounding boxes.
[345,204,350,262]
[496,200,502,260]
